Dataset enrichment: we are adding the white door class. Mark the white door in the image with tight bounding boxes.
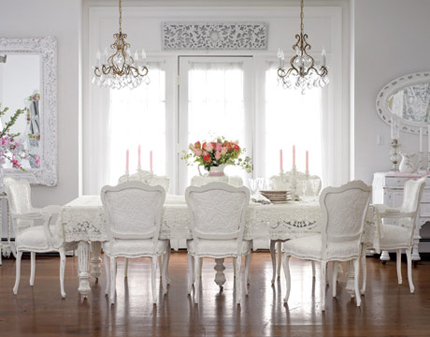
[178,56,254,193]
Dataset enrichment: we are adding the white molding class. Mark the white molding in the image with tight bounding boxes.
[0,37,58,186]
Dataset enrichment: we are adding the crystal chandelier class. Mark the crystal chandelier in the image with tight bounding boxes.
[92,0,149,90]
[277,0,329,93]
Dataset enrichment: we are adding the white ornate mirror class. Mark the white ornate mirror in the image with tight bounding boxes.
[0,37,57,185]
[376,71,430,135]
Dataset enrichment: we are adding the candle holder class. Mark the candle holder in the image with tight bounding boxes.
[389,139,400,172]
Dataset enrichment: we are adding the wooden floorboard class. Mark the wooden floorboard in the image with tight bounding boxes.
[1,251,430,336]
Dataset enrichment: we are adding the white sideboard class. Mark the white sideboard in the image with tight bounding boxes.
[372,172,430,261]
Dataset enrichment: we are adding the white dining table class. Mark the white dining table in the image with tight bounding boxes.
[61,195,380,298]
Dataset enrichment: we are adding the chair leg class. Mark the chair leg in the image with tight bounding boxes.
[282,255,291,303]
[59,248,66,298]
[151,256,158,305]
[406,248,415,293]
[103,253,110,296]
[124,258,128,278]
[245,253,251,288]
[332,261,338,297]
[312,261,316,279]
[161,253,168,295]
[270,240,277,284]
[194,256,200,304]
[321,262,327,311]
[361,251,367,295]
[13,251,23,295]
[30,252,36,286]
[199,258,203,278]
[165,245,171,285]
[235,256,242,305]
[276,241,282,280]
[233,257,236,278]
[187,253,194,295]
[396,249,402,285]
[353,258,361,307]
[110,257,117,305]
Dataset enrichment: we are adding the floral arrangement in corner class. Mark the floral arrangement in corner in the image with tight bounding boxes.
[181,137,252,173]
[0,103,31,171]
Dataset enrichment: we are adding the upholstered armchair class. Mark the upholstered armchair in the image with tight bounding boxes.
[4,177,75,298]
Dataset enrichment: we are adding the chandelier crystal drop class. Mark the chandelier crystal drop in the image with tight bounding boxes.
[92,0,149,90]
[277,0,329,94]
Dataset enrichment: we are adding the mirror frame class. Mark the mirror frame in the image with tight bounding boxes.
[0,36,57,185]
[376,71,430,135]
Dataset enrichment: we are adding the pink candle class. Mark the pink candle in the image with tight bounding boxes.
[306,151,309,172]
[126,149,129,173]
[292,145,296,167]
[150,150,153,172]
[280,149,283,172]
[138,145,141,168]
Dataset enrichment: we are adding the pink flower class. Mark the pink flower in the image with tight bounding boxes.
[35,155,40,166]
[203,153,211,162]
[215,151,221,160]
[194,148,202,156]
[204,142,214,152]
[215,143,222,151]
[221,147,228,155]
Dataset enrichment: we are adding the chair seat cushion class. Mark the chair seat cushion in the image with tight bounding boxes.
[187,239,251,258]
[283,235,361,261]
[380,224,411,250]
[16,226,50,251]
[103,239,169,257]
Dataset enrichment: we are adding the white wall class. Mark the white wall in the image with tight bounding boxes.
[0,0,82,206]
[353,0,430,183]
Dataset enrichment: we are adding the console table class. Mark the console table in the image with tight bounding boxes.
[372,172,430,261]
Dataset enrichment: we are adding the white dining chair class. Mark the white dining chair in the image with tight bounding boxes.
[282,180,371,311]
[363,176,426,294]
[4,177,75,298]
[269,172,322,284]
[185,182,251,305]
[101,181,169,305]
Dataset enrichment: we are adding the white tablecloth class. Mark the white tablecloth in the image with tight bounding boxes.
[62,195,380,252]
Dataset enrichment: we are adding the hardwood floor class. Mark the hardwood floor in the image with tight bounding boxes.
[1,251,430,336]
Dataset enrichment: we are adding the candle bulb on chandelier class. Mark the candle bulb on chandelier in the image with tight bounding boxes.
[293,145,296,168]
[321,47,326,67]
[138,145,141,169]
[280,149,283,172]
[306,151,309,173]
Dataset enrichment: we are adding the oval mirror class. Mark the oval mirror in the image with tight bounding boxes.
[376,71,430,135]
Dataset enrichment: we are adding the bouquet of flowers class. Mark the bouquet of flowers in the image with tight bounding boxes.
[181,137,252,173]
[0,103,30,171]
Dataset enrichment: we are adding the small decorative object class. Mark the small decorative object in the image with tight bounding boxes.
[277,0,329,93]
[260,190,291,204]
[92,0,149,89]
[181,137,252,175]
[0,103,30,192]
[389,139,400,172]
[399,152,418,173]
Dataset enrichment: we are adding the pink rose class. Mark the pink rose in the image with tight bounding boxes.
[194,148,202,156]
[215,151,221,160]
[203,153,211,162]
[205,142,214,152]
[215,143,222,151]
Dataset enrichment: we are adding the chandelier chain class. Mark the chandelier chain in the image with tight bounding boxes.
[300,0,304,36]
[118,0,122,33]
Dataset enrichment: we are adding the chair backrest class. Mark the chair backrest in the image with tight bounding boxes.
[185,182,250,240]
[101,181,166,241]
[399,176,426,228]
[3,177,33,214]
[119,170,170,192]
[319,180,371,255]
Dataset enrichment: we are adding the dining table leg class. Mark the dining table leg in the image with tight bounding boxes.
[214,258,226,289]
[90,241,102,281]
[78,241,91,298]
[269,240,277,284]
